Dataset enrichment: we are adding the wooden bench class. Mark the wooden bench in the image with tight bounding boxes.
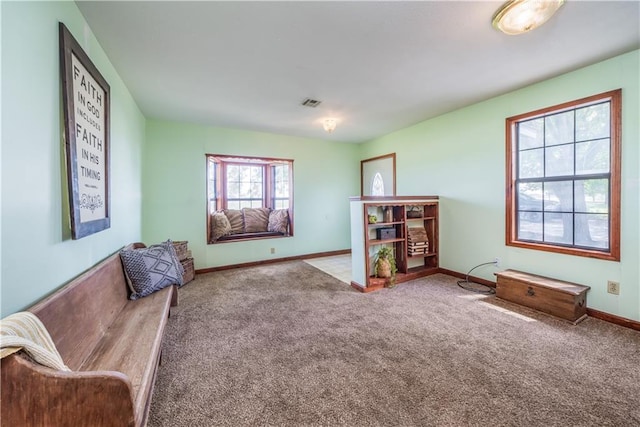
[494,269,590,324]
[1,243,178,427]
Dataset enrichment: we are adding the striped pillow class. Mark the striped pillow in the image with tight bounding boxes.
[223,209,244,234]
[210,212,232,242]
[242,208,271,233]
[268,209,289,234]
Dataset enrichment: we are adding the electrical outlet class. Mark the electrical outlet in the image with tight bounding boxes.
[494,257,501,268]
[607,280,620,295]
[270,248,276,254]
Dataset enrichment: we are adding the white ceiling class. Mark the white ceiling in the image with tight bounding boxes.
[76,1,640,143]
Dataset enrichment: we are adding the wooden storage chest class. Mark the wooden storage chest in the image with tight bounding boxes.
[494,269,590,324]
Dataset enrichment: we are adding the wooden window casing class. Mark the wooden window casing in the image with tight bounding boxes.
[505,89,621,261]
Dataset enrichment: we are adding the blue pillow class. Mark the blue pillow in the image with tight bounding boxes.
[120,241,183,300]
[160,240,185,281]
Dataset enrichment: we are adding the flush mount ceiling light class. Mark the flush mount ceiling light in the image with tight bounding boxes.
[323,118,337,133]
[492,0,565,35]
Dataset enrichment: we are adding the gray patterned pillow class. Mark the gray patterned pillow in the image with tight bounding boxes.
[242,208,270,233]
[223,209,244,234]
[120,243,183,300]
[210,212,232,242]
[268,209,290,234]
[154,240,184,280]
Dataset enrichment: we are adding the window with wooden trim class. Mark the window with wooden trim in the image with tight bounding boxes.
[506,89,621,261]
[206,155,293,242]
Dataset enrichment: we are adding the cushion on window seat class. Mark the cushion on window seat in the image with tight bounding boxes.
[210,208,290,243]
[242,208,270,233]
[268,209,290,234]
[210,211,232,242]
[223,209,245,234]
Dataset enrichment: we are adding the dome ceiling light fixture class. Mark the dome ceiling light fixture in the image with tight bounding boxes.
[492,0,565,35]
[323,118,337,133]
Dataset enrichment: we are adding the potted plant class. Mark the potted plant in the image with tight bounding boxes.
[373,246,397,286]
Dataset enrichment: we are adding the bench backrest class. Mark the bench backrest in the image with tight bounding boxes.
[29,249,131,370]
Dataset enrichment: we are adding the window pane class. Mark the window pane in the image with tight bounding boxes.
[576,139,609,175]
[575,213,608,249]
[227,181,239,198]
[575,179,608,214]
[544,181,573,213]
[274,184,283,198]
[518,182,542,213]
[273,165,289,198]
[545,111,574,146]
[543,191,561,212]
[208,160,216,180]
[544,213,573,245]
[250,182,262,198]
[576,103,609,142]
[518,181,541,196]
[227,165,239,181]
[519,148,543,178]
[208,160,217,212]
[545,144,574,177]
[518,212,542,241]
[518,118,544,150]
[239,166,250,182]
[276,182,289,198]
[273,165,281,180]
[250,166,262,181]
[227,200,240,210]
[239,182,251,198]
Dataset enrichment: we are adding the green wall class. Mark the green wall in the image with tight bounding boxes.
[143,120,359,269]
[1,2,637,324]
[359,50,640,321]
[1,2,146,316]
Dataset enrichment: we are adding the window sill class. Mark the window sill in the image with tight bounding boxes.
[506,239,619,262]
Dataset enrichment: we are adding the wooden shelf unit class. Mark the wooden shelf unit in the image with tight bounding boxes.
[350,196,439,291]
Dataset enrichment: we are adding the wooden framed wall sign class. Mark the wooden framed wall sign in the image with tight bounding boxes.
[59,23,110,239]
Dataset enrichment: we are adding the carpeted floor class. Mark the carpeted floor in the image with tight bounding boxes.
[148,261,640,427]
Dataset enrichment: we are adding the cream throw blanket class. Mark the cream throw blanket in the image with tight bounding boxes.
[0,311,70,371]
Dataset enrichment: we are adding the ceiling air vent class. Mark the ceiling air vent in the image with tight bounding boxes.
[301,98,322,108]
